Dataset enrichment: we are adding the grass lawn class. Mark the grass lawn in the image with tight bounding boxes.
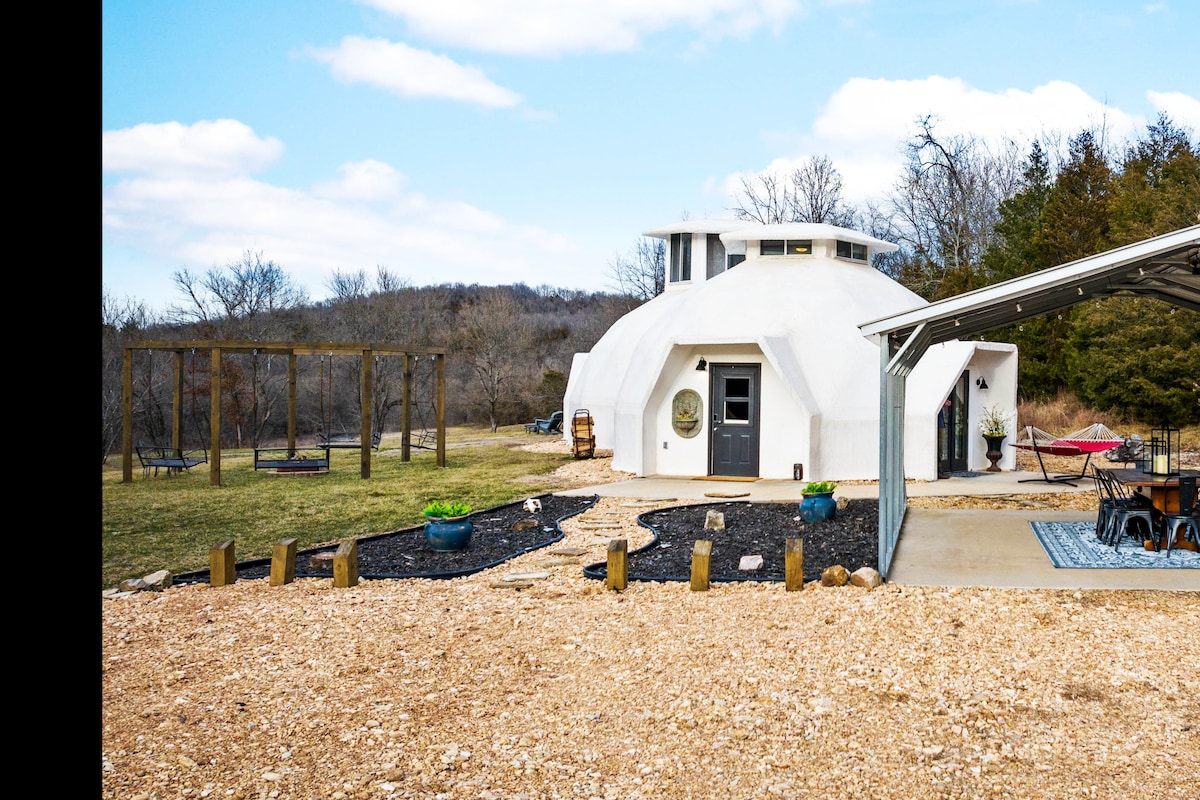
[101,425,575,589]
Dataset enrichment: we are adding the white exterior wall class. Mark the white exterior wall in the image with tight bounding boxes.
[564,221,1020,483]
[905,341,1019,479]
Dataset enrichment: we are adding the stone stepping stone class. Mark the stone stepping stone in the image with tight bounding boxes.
[533,557,580,568]
[705,491,750,498]
[503,571,550,582]
[550,546,588,556]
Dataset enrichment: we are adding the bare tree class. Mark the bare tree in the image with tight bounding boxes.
[169,250,309,330]
[456,290,538,432]
[732,170,790,224]
[883,117,1024,298]
[167,251,309,447]
[731,155,858,226]
[101,292,155,462]
[607,237,665,303]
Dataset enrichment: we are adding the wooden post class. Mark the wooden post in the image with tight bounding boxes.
[333,540,359,588]
[606,539,627,591]
[270,538,298,586]
[690,540,712,591]
[210,540,236,587]
[785,538,804,591]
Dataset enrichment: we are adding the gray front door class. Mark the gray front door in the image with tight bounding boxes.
[709,364,760,477]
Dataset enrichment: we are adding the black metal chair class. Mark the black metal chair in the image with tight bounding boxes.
[1096,469,1155,550]
[1091,467,1116,541]
[1155,476,1198,556]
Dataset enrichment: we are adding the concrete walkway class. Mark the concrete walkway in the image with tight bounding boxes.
[558,470,1199,591]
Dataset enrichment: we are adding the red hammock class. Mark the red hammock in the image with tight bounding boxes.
[1012,424,1125,484]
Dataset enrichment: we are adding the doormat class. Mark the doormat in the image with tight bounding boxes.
[1028,520,1199,569]
[945,471,988,478]
[693,476,760,482]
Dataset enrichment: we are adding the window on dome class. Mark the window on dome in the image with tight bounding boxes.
[836,240,868,261]
[706,234,726,279]
[760,239,812,256]
[670,233,692,282]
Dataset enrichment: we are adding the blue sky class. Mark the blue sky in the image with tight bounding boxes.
[102,1,1199,312]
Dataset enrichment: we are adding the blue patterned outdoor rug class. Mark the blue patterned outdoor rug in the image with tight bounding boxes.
[1029,520,1200,569]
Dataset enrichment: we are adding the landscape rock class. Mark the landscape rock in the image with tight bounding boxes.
[143,570,173,590]
[738,555,763,570]
[820,565,850,586]
[850,566,882,588]
[704,510,725,531]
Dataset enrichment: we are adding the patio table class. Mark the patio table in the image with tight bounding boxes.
[1107,468,1200,550]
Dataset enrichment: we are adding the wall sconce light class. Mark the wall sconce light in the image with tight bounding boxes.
[976,377,988,390]
[696,357,708,371]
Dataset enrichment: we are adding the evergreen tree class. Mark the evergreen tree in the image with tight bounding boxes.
[1108,114,1200,245]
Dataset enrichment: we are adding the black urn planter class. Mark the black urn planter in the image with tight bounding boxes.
[983,434,1006,472]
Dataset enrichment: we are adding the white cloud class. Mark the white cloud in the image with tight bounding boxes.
[312,160,405,201]
[358,0,801,56]
[307,36,522,107]
[102,127,579,306]
[1147,90,1200,131]
[102,120,284,179]
[719,77,1165,208]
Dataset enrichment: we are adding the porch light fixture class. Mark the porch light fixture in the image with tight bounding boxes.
[696,357,707,371]
[975,377,988,390]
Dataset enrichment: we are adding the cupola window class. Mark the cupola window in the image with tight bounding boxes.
[760,239,812,256]
[836,240,868,261]
[670,233,692,282]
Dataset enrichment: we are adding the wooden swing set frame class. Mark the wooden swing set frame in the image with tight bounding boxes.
[120,339,446,485]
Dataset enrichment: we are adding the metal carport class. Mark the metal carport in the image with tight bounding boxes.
[859,224,1200,577]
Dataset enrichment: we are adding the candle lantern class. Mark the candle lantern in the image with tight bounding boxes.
[1142,423,1179,475]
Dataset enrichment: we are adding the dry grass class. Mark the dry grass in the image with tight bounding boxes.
[1017,389,1200,449]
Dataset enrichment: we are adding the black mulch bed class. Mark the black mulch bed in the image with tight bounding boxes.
[584,499,879,584]
[173,493,599,584]
[173,496,878,586]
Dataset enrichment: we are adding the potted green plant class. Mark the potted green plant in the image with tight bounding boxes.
[799,481,838,522]
[423,501,473,551]
[978,405,1014,472]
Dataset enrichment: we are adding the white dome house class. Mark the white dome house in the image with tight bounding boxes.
[562,220,1018,482]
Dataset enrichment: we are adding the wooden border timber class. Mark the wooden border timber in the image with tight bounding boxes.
[606,539,628,591]
[210,541,236,587]
[121,340,446,485]
[270,539,298,586]
[690,540,712,591]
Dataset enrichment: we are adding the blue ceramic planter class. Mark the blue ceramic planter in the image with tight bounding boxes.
[799,492,836,523]
[424,517,474,551]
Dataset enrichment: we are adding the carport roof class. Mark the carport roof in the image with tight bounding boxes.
[859,225,1200,359]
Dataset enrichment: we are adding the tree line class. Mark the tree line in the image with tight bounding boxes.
[101,259,633,461]
[104,114,1200,461]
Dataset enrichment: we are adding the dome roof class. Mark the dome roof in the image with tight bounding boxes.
[576,234,925,417]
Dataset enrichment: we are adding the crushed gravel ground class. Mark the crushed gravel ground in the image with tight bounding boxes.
[101,440,1200,799]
